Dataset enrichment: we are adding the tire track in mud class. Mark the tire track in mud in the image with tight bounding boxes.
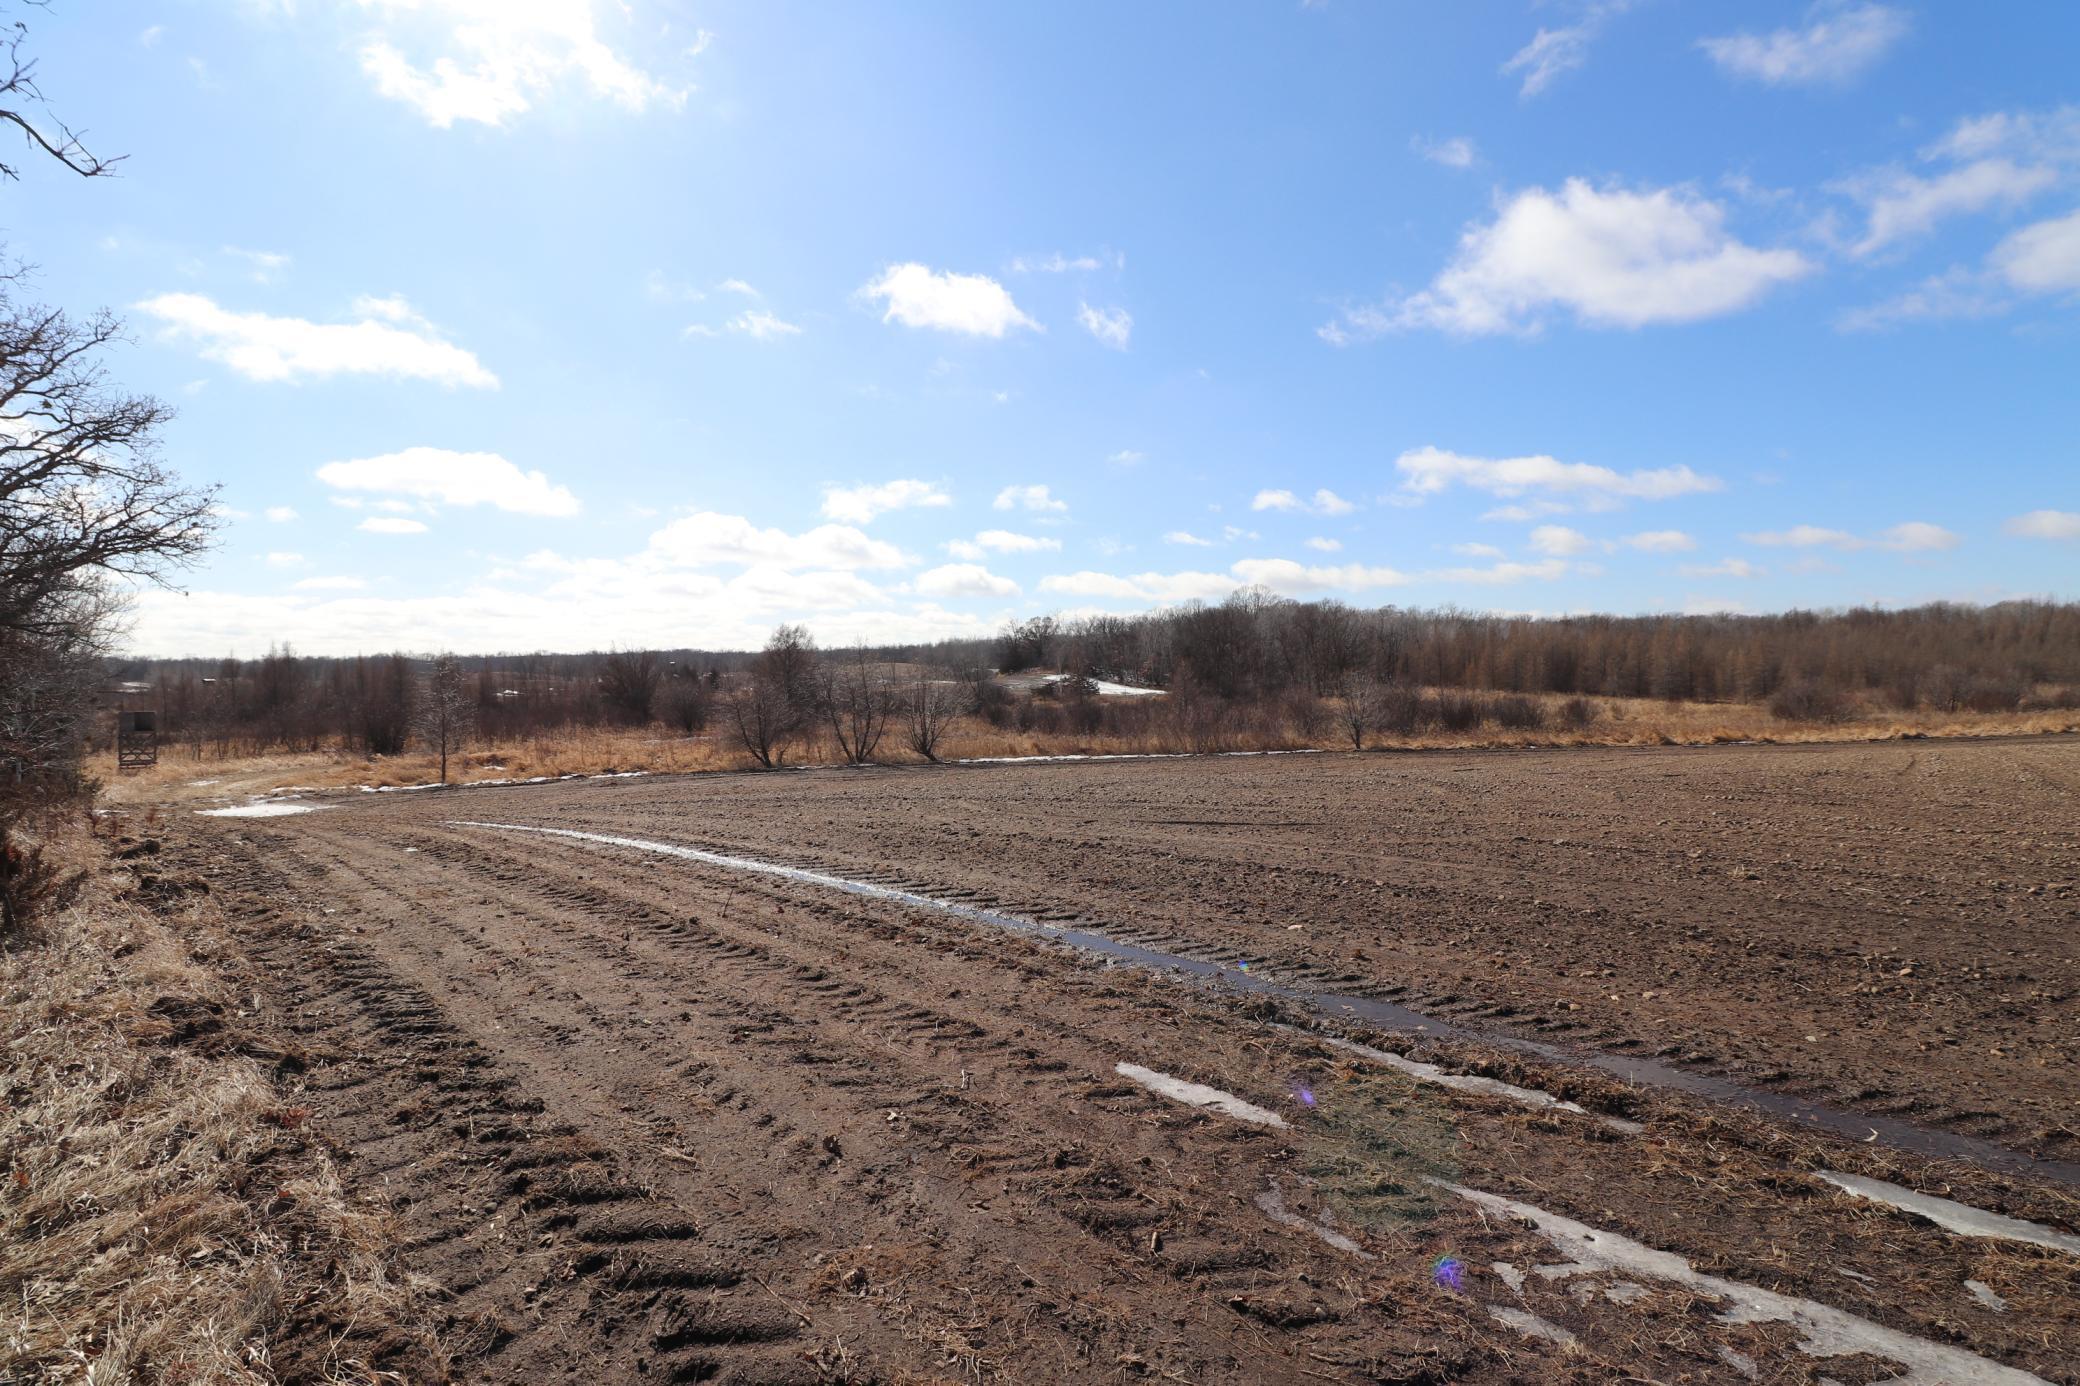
[200,817,1530,1383]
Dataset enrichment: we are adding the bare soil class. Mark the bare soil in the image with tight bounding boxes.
[151,736,2080,1383]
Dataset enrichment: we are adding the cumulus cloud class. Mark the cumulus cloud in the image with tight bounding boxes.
[1076,302,1132,349]
[1164,531,1214,547]
[136,292,496,387]
[264,506,299,523]
[729,309,801,340]
[1528,525,1595,557]
[317,447,579,517]
[1038,570,1239,602]
[1304,537,1342,552]
[1412,134,1477,168]
[861,263,1038,337]
[819,479,952,524]
[264,551,305,568]
[1740,521,1956,552]
[1231,558,1410,594]
[993,484,1066,513]
[1322,180,1811,339]
[1450,542,1505,559]
[1394,446,1722,504]
[1991,207,2080,294]
[359,516,428,534]
[1623,529,1697,553]
[1007,251,1122,273]
[353,0,686,129]
[914,563,1018,598]
[1252,488,1355,516]
[2005,509,2080,540]
[644,512,907,571]
[1680,558,1763,578]
[1700,4,1909,87]
[224,246,290,282]
[944,529,1061,560]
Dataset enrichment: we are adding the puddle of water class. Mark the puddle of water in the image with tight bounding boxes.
[198,802,321,818]
[447,820,2080,1190]
[1114,1062,1288,1128]
[1441,1181,2049,1386]
[1816,1171,2080,1256]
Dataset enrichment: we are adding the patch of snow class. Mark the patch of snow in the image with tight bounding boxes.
[1816,1171,2080,1256]
[1114,1062,1288,1128]
[1255,1183,1372,1257]
[1307,1030,1643,1134]
[197,802,321,818]
[1716,1346,1760,1380]
[1038,673,1166,697]
[187,778,220,787]
[1491,1262,1526,1294]
[1440,1182,2049,1385]
[1965,1279,2008,1312]
[1487,1306,1576,1347]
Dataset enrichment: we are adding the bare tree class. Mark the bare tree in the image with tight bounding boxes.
[600,648,661,724]
[415,654,474,783]
[1334,673,1415,751]
[819,645,893,765]
[722,675,795,768]
[903,669,965,762]
[0,7,121,181]
[660,668,712,733]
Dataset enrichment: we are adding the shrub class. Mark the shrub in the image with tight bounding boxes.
[1767,680,1849,723]
[1555,696,1598,731]
[1489,693,1547,731]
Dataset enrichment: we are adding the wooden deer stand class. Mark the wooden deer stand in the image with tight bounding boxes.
[111,682,160,772]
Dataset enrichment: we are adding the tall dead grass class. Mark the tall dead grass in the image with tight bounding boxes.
[105,694,2080,806]
[0,819,437,1383]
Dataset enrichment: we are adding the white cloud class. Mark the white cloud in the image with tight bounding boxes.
[1924,106,2080,166]
[2005,509,2080,540]
[223,246,290,282]
[1450,542,1505,558]
[1680,558,1763,578]
[291,575,368,592]
[1742,524,1861,549]
[1700,4,1909,87]
[1303,536,1342,553]
[717,277,760,297]
[1878,521,1959,552]
[1008,252,1121,273]
[644,512,906,570]
[944,529,1061,560]
[353,0,686,129]
[861,263,1038,337]
[1991,207,2080,294]
[1039,569,1240,603]
[1836,267,2009,331]
[1623,529,1697,553]
[1395,446,1722,503]
[645,271,704,303]
[264,506,299,523]
[136,292,496,387]
[1252,488,1354,516]
[264,551,305,568]
[1412,135,1477,169]
[1528,524,1594,557]
[359,516,429,535]
[819,479,952,525]
[1841,159,2056,257]
[1431,558,1572,585]
[1502,2,1635,99]
[914,563,1018,598]
[994,484,1066,513]
[1076,302,1133,349]
[1231,558,1410,595]
[1108,449,1146,466]
[317,447,579,517]
[1739,521,1957,552]
[1326,180,1811,339]
[139,24,164,46]
[1164,530,1214,547]
[728,309,800,340]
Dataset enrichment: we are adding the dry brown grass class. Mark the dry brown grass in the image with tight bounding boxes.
[0,818,437,1383]
[103,696,2079,807]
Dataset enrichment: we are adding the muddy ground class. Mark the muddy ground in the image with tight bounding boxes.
[160,737,2078,1383]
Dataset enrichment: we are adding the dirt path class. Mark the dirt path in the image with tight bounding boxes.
[168,737,2080,1383]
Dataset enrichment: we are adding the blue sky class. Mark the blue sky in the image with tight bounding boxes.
[16,1,2080,655]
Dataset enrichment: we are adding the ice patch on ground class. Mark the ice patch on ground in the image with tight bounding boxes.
[1487,1306,1576,1347]
[1306,1030,1643,1134]
[197,801,322,818]
[1114,1062,1288,1128]
[1965,1279,2009,1312]
[1816,1171,2080,1256]
[1439,1181,2048,1385]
